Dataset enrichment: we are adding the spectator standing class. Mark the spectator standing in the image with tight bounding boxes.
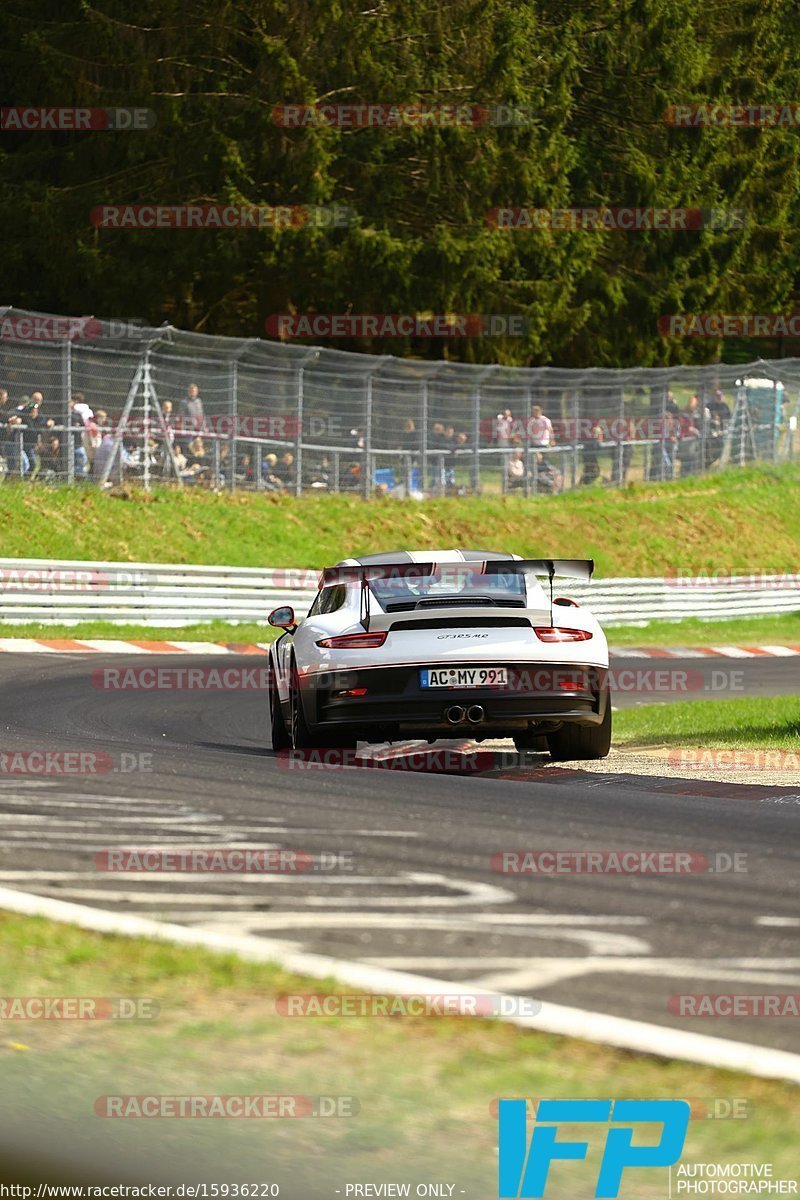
[428,421,448,490]
[580,419,603,485]
[16,396,50,480]
[70,391,93,424]
[68,394,92,480]
[496,408,514,447]
[401,417,421,484]
[0,389,12,473]
[84,410,108,477]
[178,383,206,451]
[3,400,27,476]
[443,424,457,490]
[708,389,731,430]
[528,405,554,449]
[677,394,706,476]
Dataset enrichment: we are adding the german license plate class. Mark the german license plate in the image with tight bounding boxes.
[420,666,508,688]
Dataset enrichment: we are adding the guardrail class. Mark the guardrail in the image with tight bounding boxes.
[0,558,798,628]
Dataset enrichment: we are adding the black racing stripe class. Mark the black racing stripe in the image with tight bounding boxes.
[355,551,414,565]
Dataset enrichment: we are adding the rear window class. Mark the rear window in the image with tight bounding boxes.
[369,565,527,610]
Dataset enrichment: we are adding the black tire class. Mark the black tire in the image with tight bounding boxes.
[289,659,318,749]
[268,656,291,752]
[546,699,612,762]
[513,732,549,753]
[289,658,359,751]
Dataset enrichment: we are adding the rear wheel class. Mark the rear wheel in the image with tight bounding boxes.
[268,657,291,752]
[546,699,612,761]
[289,659,358,751]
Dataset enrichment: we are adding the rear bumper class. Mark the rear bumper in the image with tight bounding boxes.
[300,662,609,735]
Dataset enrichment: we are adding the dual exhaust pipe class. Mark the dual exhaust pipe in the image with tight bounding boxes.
[445,704,485,726]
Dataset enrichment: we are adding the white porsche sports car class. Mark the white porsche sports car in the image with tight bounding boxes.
[267,549,611,760]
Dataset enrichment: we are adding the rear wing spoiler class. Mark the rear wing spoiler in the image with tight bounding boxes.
[321,559,594,586]
[320,559,594,629]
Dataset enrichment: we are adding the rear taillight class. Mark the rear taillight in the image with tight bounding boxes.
[316,631,388,649]
[533,627,593,642]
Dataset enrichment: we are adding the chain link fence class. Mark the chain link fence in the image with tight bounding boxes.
[0,306,798,496]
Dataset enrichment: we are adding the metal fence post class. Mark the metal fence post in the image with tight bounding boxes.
[471,382,482,493]
[142,349,151,492]
[295,365,304,496]
[524,385,533,497]
[363,372,373,498]
[420,380,429,495]
[62,339,74,484]
[229,357,238,492]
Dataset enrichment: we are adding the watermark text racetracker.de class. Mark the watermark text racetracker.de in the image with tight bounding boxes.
[95,848,354,873]
[491,850,747,875]
[272,102,537,128]
[266,313,527,338]
[0,996,157,1020]
[668,994,800,1018]
[1,106,155,131]
[275,993,541,1017]
[659,313,800,338]
[666,568,800,590]
[488,1096,753,1120]
[0,750,153,776]
[668,750,800,773]
[90,204,355,230]
[94,1094,359,1118]
[0,567,146,592]
[665,102,800,126]
[487,206,745,231]
[92,665,275,692]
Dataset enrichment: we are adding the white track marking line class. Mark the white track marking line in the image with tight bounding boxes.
[756,916,800,927]
[0,885,796,1082]
[75,640,155,653]
[708,646,755,657]
[0,871,422,884]
[166,642,235,654]
[758,645,799,656]
[0,814,226,826]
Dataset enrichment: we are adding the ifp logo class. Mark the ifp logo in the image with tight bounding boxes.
[498,1098,689,1197]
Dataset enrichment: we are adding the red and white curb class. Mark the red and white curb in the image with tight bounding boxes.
[0,638,271,655]
[0,638,798,657]
[613,645,800,658]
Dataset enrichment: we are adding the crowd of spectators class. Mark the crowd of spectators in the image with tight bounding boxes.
[0,379,748,493]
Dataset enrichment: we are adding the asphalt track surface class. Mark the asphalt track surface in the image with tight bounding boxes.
[0,651,797,1056]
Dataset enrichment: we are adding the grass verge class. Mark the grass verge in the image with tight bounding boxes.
[0,912,796,1192]
[608,613,800,646]
[1,613,799,647]
[0,620,279,644]
[0,463,798,576]
[615,696,800,752]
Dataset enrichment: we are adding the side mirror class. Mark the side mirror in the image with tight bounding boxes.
[268,605,297,631]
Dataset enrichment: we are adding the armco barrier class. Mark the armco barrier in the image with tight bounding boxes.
[0,558,798,627]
